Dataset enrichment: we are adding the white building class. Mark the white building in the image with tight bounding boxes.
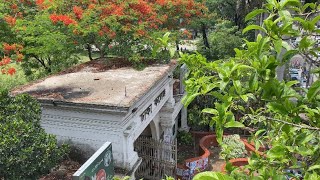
[12,60,188,175]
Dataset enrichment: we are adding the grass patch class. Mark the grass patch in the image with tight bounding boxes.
[0,64,27,91]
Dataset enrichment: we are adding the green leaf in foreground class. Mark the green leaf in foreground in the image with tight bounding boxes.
[245,9,267,22]
[307,80,320,100]
[225,121,245,128]
[193,172,234,180]
[243,25,267,34]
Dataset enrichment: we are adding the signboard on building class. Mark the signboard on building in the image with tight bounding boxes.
[73,142,114,180]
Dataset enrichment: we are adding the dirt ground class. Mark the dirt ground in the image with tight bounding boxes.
[39,160,81,180]
[208,146,225,172]
[177,142,196,164]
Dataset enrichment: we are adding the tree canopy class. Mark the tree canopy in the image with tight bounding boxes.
[0,0,205,76]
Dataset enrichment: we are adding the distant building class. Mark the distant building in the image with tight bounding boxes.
[12,60,189,176]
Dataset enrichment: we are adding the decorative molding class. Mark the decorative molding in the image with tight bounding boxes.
[42,123,122,136]
[140,104,152,122]
[57,135,112,144]
[123,122,137,137]
[41,100,129,114]
[154,90,166,106]
[160,120,175,128]
[121,76,170,126]
[42,114,121,127]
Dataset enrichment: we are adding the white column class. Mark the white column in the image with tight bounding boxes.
[123,131,139,171]
[159,100,175,143]
[160,119,175,162]
[168,78,176,107]
[162,123,174,143]
[179,107,190,132]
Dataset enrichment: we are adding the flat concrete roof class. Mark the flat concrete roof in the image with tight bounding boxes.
[12,60,177,108]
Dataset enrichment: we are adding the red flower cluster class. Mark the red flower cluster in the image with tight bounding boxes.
[136,29,146,36]
[184,13,191,18]
[182,29,192,39]
[101,3,124,17]
[50,14,77,26]
[130,0,153,15]
[156,0,167,6]
[1,42,24,70]
[186,1,195,10]
[98,26,116,38]
[88,4,95,9]
[11,3,18,9]
[36,0,49,9]
[1,67,16,76]
[36,0,44,5]
[4,15,16,26]
[113,5,124,16]
[17,53,24,62]
[0,42,23,75]
[7,67,16,75]
[73,6,83,19]
[3,43,16,54]
[0,57,11,66]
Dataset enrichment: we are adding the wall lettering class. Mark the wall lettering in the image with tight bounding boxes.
[140,104,152,122]
[154,90,166,106]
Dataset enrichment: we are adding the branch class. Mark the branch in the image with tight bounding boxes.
[31,55,51,73]
[291,10,320,17]
[31,54,46,68]
[248,115,320,131]
[47,56,51,66]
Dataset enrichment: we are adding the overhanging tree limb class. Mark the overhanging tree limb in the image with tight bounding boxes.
[248,114,320,131]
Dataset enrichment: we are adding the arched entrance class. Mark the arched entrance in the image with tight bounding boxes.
[134,121,177,180]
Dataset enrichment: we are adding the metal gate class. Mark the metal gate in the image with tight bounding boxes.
[134,136,177,180]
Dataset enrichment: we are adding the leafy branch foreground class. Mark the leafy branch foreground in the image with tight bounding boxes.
[181,0,320,179]
[0,90,68,179]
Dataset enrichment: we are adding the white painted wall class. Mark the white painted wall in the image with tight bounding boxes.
[37,71,180,171]
[41,106,126,167]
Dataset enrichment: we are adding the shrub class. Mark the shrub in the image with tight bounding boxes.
[219,134,246,160]
[0,90,69,179]
[177,131,193,146]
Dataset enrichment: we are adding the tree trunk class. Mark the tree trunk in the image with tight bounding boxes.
[201,23,210,49]
[87,44,93,61]
[100,44,105,58]
[235,0,246,29]
[176,40,179,51]
[46,66,52,73]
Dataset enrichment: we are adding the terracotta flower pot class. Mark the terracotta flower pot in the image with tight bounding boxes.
[221,158,249,173]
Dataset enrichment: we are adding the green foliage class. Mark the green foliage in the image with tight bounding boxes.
[181,0,320,179]
[205,0,236,22]
[177,130,193,146]
[152,32,176,62]
[187,103,212,131]
[197,21,243,60]
[15,13,80,80]
[193,171,234,180]
[0,64,27,91]
[220,134,247,160]
[0,90,69,179]
[113,176,130,180]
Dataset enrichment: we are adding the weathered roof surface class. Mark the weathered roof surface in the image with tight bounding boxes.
[12,60,177,108]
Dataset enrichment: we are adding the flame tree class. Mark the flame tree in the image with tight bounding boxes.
[0,0,205,76]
